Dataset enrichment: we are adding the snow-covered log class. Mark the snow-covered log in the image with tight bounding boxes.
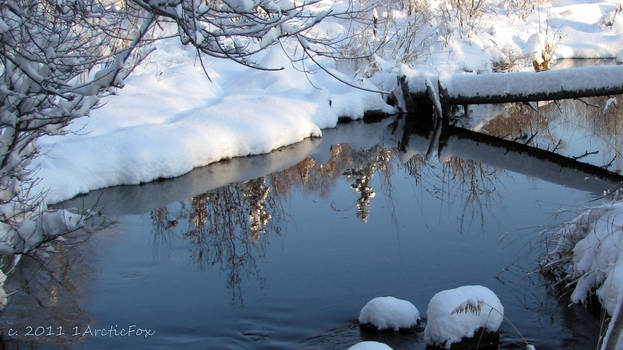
[440,65,623,105]
[400,65,623,111]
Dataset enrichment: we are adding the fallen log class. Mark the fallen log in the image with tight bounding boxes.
[440,65,623,105]
[399,65,623,112]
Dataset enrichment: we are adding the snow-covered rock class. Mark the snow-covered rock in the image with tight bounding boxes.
[358,296,420,331]
[424,285,504,349]
[347,341,393,350]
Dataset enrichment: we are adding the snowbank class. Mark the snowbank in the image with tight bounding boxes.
[542,201,623,349]
[424,285,504,349]
[543,202,623,316]
[347,341,393,350]
[358,296,420,331]
[31,40,394,204]
[29,0,623,206]
[0,270,7,310]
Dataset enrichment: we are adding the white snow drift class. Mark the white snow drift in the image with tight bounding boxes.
[424,285,504,349]
[358,296,420,331]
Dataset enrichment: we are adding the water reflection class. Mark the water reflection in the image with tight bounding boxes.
[470,95,623,173]
[0,231,95,349]
[35,94,623,349]
[132,99,623,304]
[147,177,282,303]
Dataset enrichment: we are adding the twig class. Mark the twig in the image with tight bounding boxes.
[572,150,599,160]
[552,139,562,152]
[602,155,617,169]
[576,98,600,109]
[524,131,538,145]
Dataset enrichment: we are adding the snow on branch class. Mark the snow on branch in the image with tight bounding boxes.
[131,0,379,70]
[0,0,155,253]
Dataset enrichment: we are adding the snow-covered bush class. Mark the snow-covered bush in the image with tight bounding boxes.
[541,203,623,314]
[424,285,504,349]
[541,201,623,349]
[358,296,421,331]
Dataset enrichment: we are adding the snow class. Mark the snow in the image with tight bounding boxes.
[28,0,623,205]
[442,65,623,101]
[358,296,420,331]
[3,0,623,345]
[31,39,394,204]
[424,285,504,349]
[0,209,82,255]
[544,202,623,316]
[542,201,623,349]
[347,341,393,350]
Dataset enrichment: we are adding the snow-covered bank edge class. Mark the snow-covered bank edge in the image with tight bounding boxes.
[31,44,397,205]
[541,201,623,349]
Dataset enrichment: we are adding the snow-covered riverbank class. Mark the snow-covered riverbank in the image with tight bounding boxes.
[31,0,623,204]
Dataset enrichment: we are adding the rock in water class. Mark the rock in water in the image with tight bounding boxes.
[358,296,420,332]
[424,285,504,349]
[347,341,394,350]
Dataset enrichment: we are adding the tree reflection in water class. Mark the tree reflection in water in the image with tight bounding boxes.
[0,96,618,348]
[145,96,623,302]
[149,177,281,303]
[148,144,398,301]
[0,231,95,349]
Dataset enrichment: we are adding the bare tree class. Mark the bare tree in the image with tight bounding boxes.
[0,0,159,252]
[130,0,382,84]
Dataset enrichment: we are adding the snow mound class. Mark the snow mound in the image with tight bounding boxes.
[347,341,393,350]
[358,296,420,331]
[424,285,504,349]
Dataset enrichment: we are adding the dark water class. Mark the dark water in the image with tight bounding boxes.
[3,97,623,350]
